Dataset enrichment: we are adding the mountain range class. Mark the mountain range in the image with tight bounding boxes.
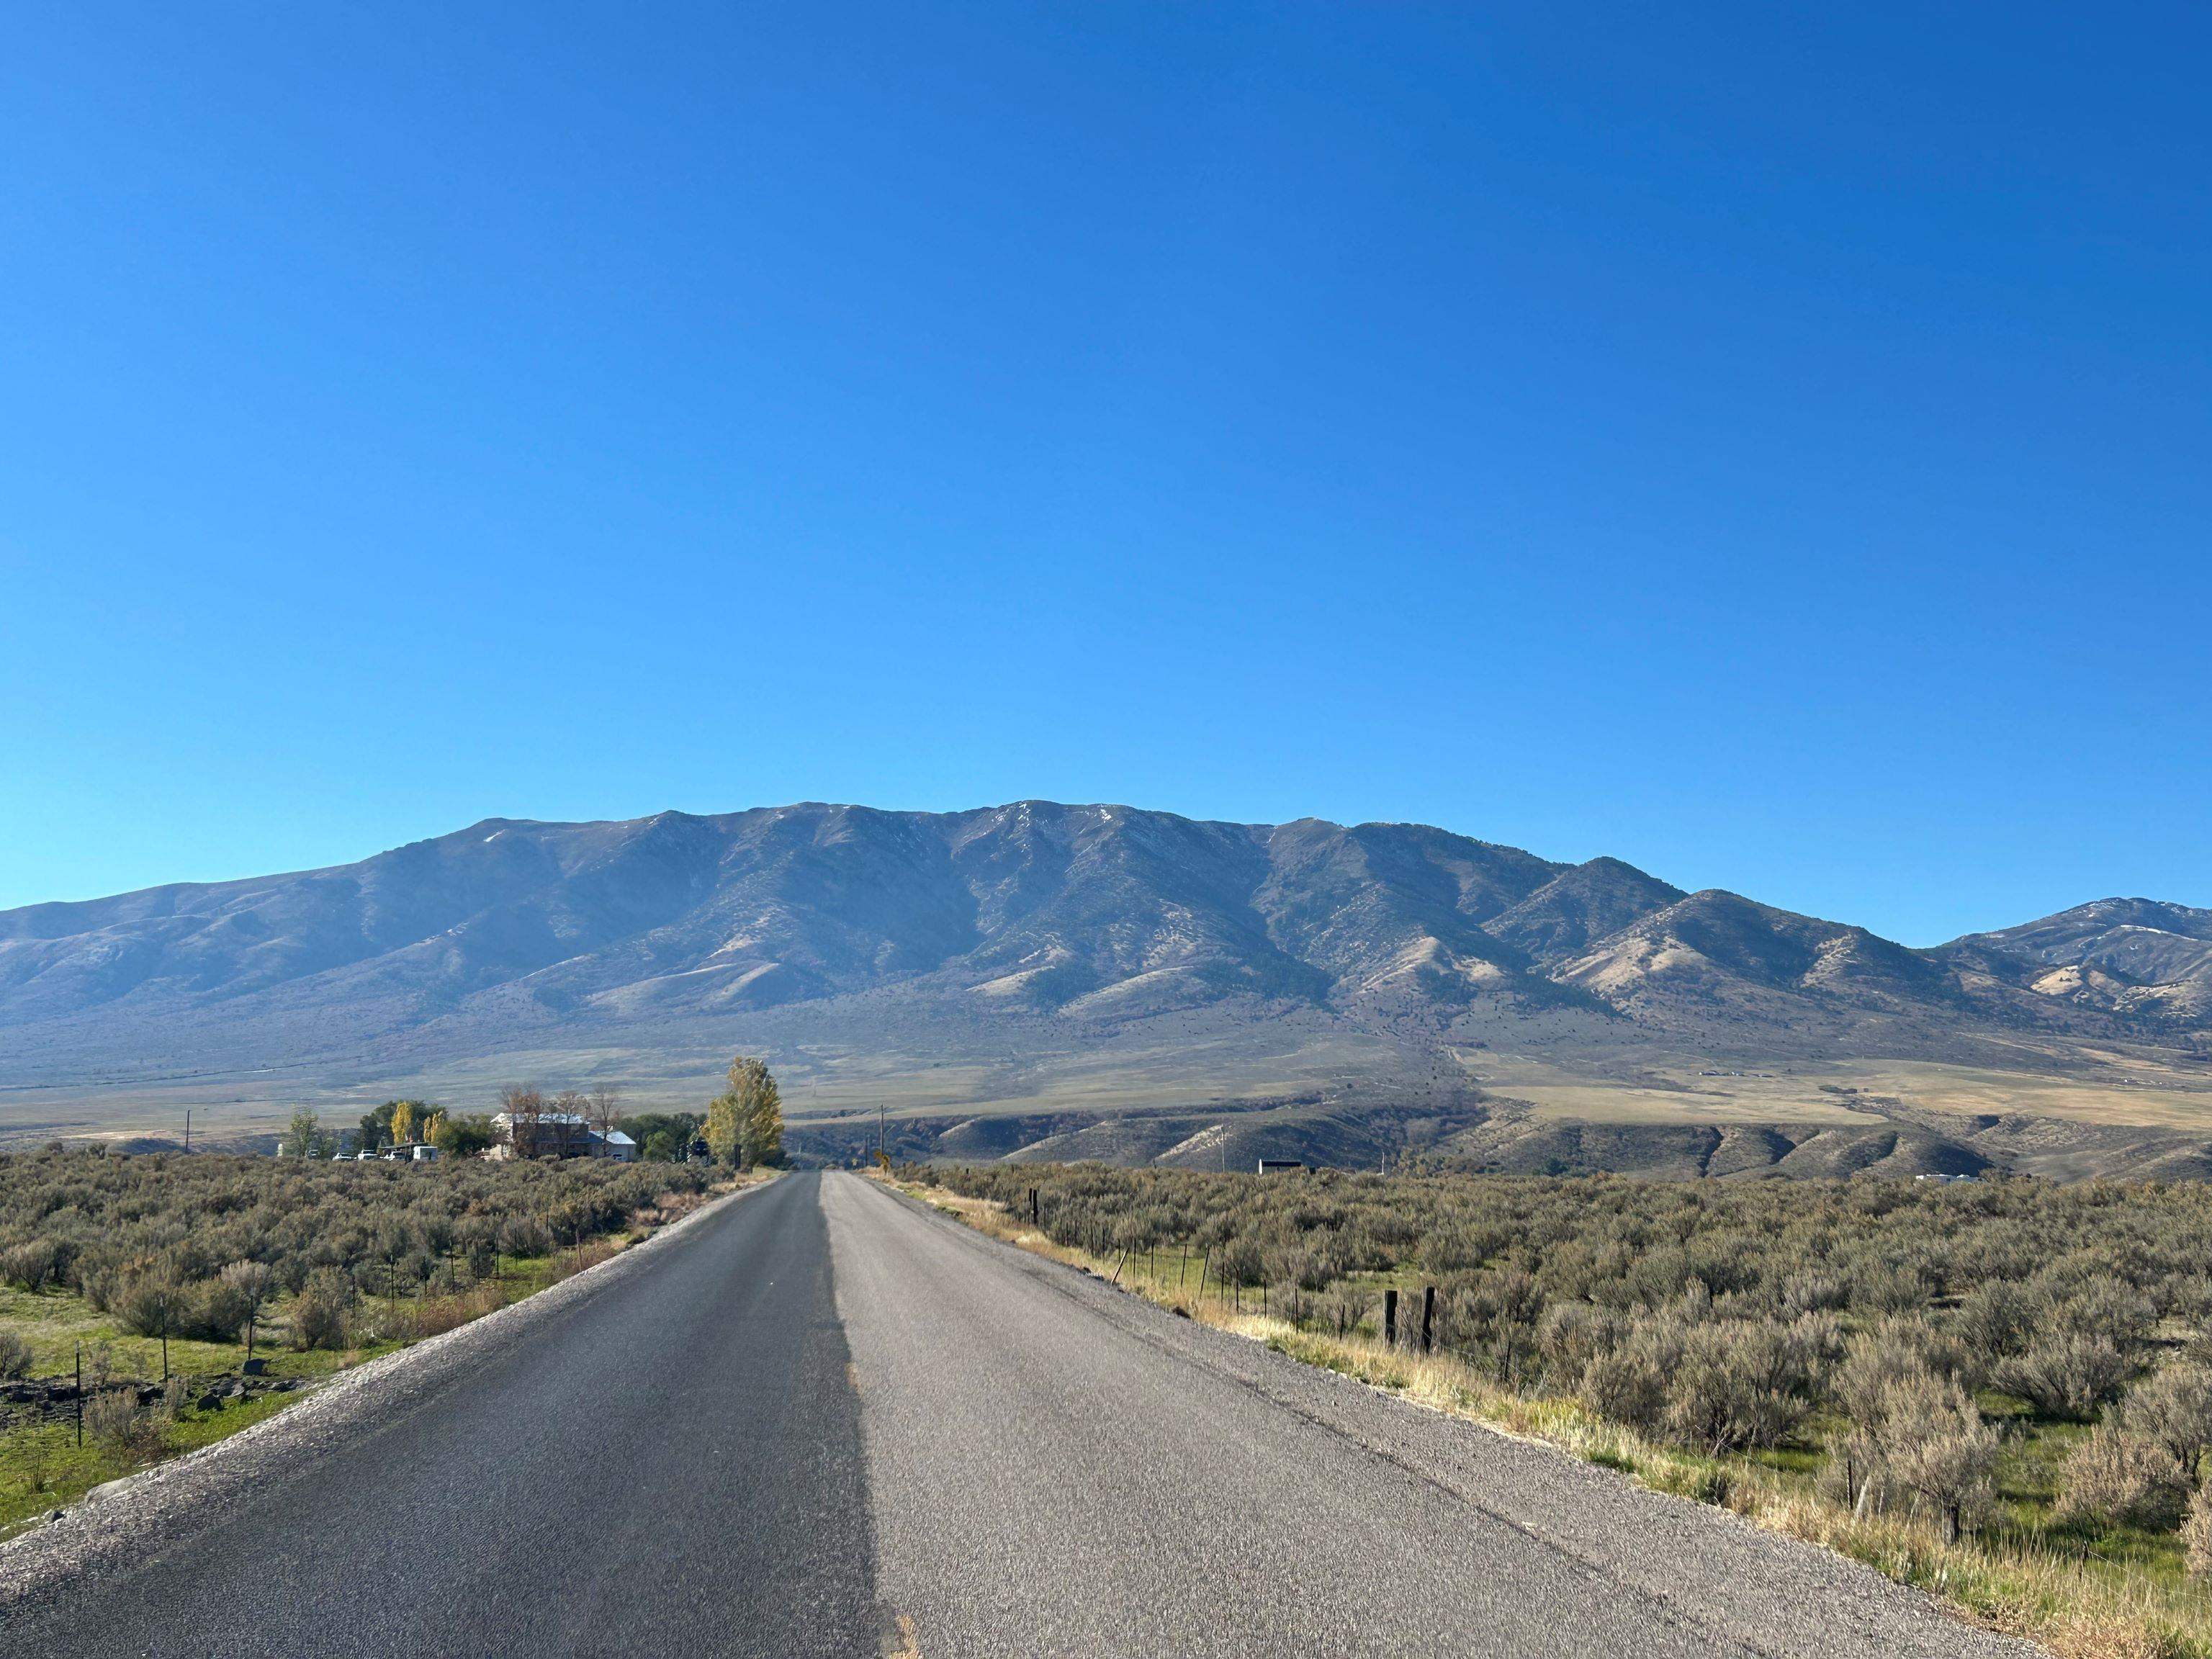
[3,801,2208,1172]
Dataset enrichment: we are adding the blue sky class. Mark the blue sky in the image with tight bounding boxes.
[2,3,2206,943]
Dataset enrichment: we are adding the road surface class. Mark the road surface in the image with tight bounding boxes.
[2,1172,2036,1658]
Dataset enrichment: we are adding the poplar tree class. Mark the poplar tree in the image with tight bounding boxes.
[707,1056,783,1169]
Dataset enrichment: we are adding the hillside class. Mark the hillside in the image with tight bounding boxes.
[1941,899,2212,1025]
[2,801,2208,1166]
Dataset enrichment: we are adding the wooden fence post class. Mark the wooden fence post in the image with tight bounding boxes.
[1421,1285,1436,1354]
[1029,1187,1040,1226]
[1384,1287,1399,1348]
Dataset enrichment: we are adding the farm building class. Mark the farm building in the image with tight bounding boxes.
[489,1112,637,1161]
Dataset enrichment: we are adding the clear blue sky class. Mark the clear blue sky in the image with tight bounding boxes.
[3,4,2206,943]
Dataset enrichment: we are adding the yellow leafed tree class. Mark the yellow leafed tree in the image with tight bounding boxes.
[706,1056,782,1169]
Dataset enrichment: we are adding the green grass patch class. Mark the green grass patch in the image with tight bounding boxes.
[0,1387,315,1539]
[1646,1460,1734,1507]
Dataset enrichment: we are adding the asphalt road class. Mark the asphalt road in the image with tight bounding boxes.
[4,1172,2038,1658]
[2,1172,879,1659]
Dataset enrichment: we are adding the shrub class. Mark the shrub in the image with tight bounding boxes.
[1868,1371,2001,1541]
[2055,1425,2189,1532]
[1321,1285,1372,1336]
[0,1237,64,1291]
[0,1329,31,1379]
[1661,1319,1818,1455]
[107,1267,186,1339]
[1833,1325,1941,1427]
[219,1260,276,1350]
[2185,1483,2212,1579]
[1442,1269,1546,1379]
[1952,1279,2036,1362]
[1581,1345,1668,1429]
[0,1146,706,1362]
[179,1277,254,1342]
[1539,1300,1625,1385]
[1997,1334,2131,1419]
[290,1268,354,1351]
[1776,1272,1848,1317]
[2052,1278,2159,1350]
[497,1216,554,1259]
[1215,1238,1265,1295]
[84,1388,166,1459]
[1265,1243,1331,1294]
[1851,1263,1933,1315]
[2111,1362,2212,1484]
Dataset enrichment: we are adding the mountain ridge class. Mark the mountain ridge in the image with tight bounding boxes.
[1,801,2206,1149]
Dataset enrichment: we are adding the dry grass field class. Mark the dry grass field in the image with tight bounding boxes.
[1479,1050,2212,1132]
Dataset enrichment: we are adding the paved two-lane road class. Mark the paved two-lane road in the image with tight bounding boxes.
[2,1173,2036,1658]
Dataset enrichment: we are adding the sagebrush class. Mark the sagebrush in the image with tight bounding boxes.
[923,1161,2212,1557]
[0,1146,710,1351]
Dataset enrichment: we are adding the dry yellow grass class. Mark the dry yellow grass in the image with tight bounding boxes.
[1473,1050,2212,1134]
[893,1176,2212,1659]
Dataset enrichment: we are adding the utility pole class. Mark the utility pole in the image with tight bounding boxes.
[878,1102,886,1164]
